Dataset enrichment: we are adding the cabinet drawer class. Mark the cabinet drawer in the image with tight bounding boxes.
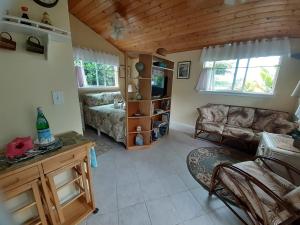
[42,147,87,174]
[0,166,39,191]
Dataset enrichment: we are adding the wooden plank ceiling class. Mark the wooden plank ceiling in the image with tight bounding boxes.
[69,0,300,54]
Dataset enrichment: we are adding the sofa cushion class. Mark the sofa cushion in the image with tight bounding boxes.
[83,92,123,107]
[252,109,290,131]
[253,130,262,142]
[264,118,298,134]
[219,161,295,225]
[223,125,254,141]
[283,186,300,211]
[198,104,229,123]
[227,106,255,128]
[200,122,224,134]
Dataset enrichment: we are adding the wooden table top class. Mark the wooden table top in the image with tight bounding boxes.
[0,131,94,177]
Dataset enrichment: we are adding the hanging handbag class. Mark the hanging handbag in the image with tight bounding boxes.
[0,32,16,51]
[26,36,44,54]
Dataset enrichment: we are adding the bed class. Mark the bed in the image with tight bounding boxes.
[82,91,125,143]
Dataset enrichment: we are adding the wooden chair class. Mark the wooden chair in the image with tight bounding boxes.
[210,156,300,225]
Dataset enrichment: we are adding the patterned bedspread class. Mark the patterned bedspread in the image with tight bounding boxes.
[84,103,125,143]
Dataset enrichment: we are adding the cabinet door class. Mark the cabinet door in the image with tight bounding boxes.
[4,180,47,225]
[46,160,92,224]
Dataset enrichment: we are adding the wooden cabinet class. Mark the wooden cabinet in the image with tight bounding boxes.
[0,166,39,192]
[0,131,96,225]
[3,177,47,225]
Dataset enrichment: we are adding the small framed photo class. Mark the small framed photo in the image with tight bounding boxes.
[177,61,191,79]
[119,65,131,78]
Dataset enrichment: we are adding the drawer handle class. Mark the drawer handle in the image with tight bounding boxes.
[3,178,20,189]
[60,154,75,163]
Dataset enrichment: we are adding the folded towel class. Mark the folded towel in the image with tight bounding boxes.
[90,147,98,168]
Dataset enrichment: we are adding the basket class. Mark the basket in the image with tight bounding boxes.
[26,36,44,54]
[0,32,16,51]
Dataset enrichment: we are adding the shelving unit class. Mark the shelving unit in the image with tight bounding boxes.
[125,54,174,150]
[0,14,71,59]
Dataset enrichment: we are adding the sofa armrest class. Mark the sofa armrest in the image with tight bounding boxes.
[196,108,202,124]
[254,156,300,185]
[210,163,298,221]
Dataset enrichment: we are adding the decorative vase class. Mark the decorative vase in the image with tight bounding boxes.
[135,133,144,146]
[135,62,144,73]
[136,126,142,132]
[135,92,142,100]
[21,6,31,26]
[41,12,52,25]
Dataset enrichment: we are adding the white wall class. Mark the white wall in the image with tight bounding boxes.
[69,14,126,96]
[0,0,82,149]
[168,39,300,126]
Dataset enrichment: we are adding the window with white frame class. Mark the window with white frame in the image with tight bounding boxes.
[74,59,118,88]
[203,56,281,95]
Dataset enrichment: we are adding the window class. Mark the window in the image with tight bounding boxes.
[75,59,118,88]
[203,56,281,95]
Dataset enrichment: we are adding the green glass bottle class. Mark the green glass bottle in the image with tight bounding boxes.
[36,107,53,144]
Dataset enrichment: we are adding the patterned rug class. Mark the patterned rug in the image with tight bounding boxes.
[187,146,252,202]
[84,129,114,156]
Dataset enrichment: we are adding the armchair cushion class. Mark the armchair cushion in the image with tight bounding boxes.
[252,109,290,131]
[219,161,295,225]
[200,122,224,135]
[264,118,298,134]
[283,186,300,211]
[223,125,254,141]
[198,104,229,123]
[227,106,255,128]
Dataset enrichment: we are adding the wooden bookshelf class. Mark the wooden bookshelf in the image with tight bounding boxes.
[125,54,174,149]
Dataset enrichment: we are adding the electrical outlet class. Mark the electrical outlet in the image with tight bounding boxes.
[52,91,64,105]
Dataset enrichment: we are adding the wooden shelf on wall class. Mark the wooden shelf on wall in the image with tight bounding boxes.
[0,14,71,59]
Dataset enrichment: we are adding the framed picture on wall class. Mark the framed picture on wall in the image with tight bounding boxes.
[119,65,131,78]
[177,61,191,79]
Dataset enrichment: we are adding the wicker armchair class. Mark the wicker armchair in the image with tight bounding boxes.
[210,156,300,225]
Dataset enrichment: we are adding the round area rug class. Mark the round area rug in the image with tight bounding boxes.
[187,146,252,202]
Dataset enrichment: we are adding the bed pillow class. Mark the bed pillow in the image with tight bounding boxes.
[83,92,123,107]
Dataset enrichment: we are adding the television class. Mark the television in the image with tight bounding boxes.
[152,74,167,98]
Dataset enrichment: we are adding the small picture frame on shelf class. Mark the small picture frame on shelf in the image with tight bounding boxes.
[119,65,131,78]
[177,61,191,79]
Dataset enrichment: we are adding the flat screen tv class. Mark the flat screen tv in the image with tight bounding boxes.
[152,74,167,98]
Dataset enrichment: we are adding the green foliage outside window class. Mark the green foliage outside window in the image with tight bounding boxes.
[244,68,274,93]
[74,60,117,87]
[214,62,231,75]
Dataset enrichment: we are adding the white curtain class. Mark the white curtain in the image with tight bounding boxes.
[195,67,213,91]
[196,37,291,92]
[73,47,119,66]
[75,65,87,87]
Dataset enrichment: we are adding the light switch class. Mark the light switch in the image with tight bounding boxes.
[52,91,64,105]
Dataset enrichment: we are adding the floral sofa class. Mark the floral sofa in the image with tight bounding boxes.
[194,104,298,151]
[82,91,125,143]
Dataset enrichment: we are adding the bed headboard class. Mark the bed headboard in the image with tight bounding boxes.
[82,91,123,107]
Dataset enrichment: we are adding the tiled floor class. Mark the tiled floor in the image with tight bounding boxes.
[82,128,244,225]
